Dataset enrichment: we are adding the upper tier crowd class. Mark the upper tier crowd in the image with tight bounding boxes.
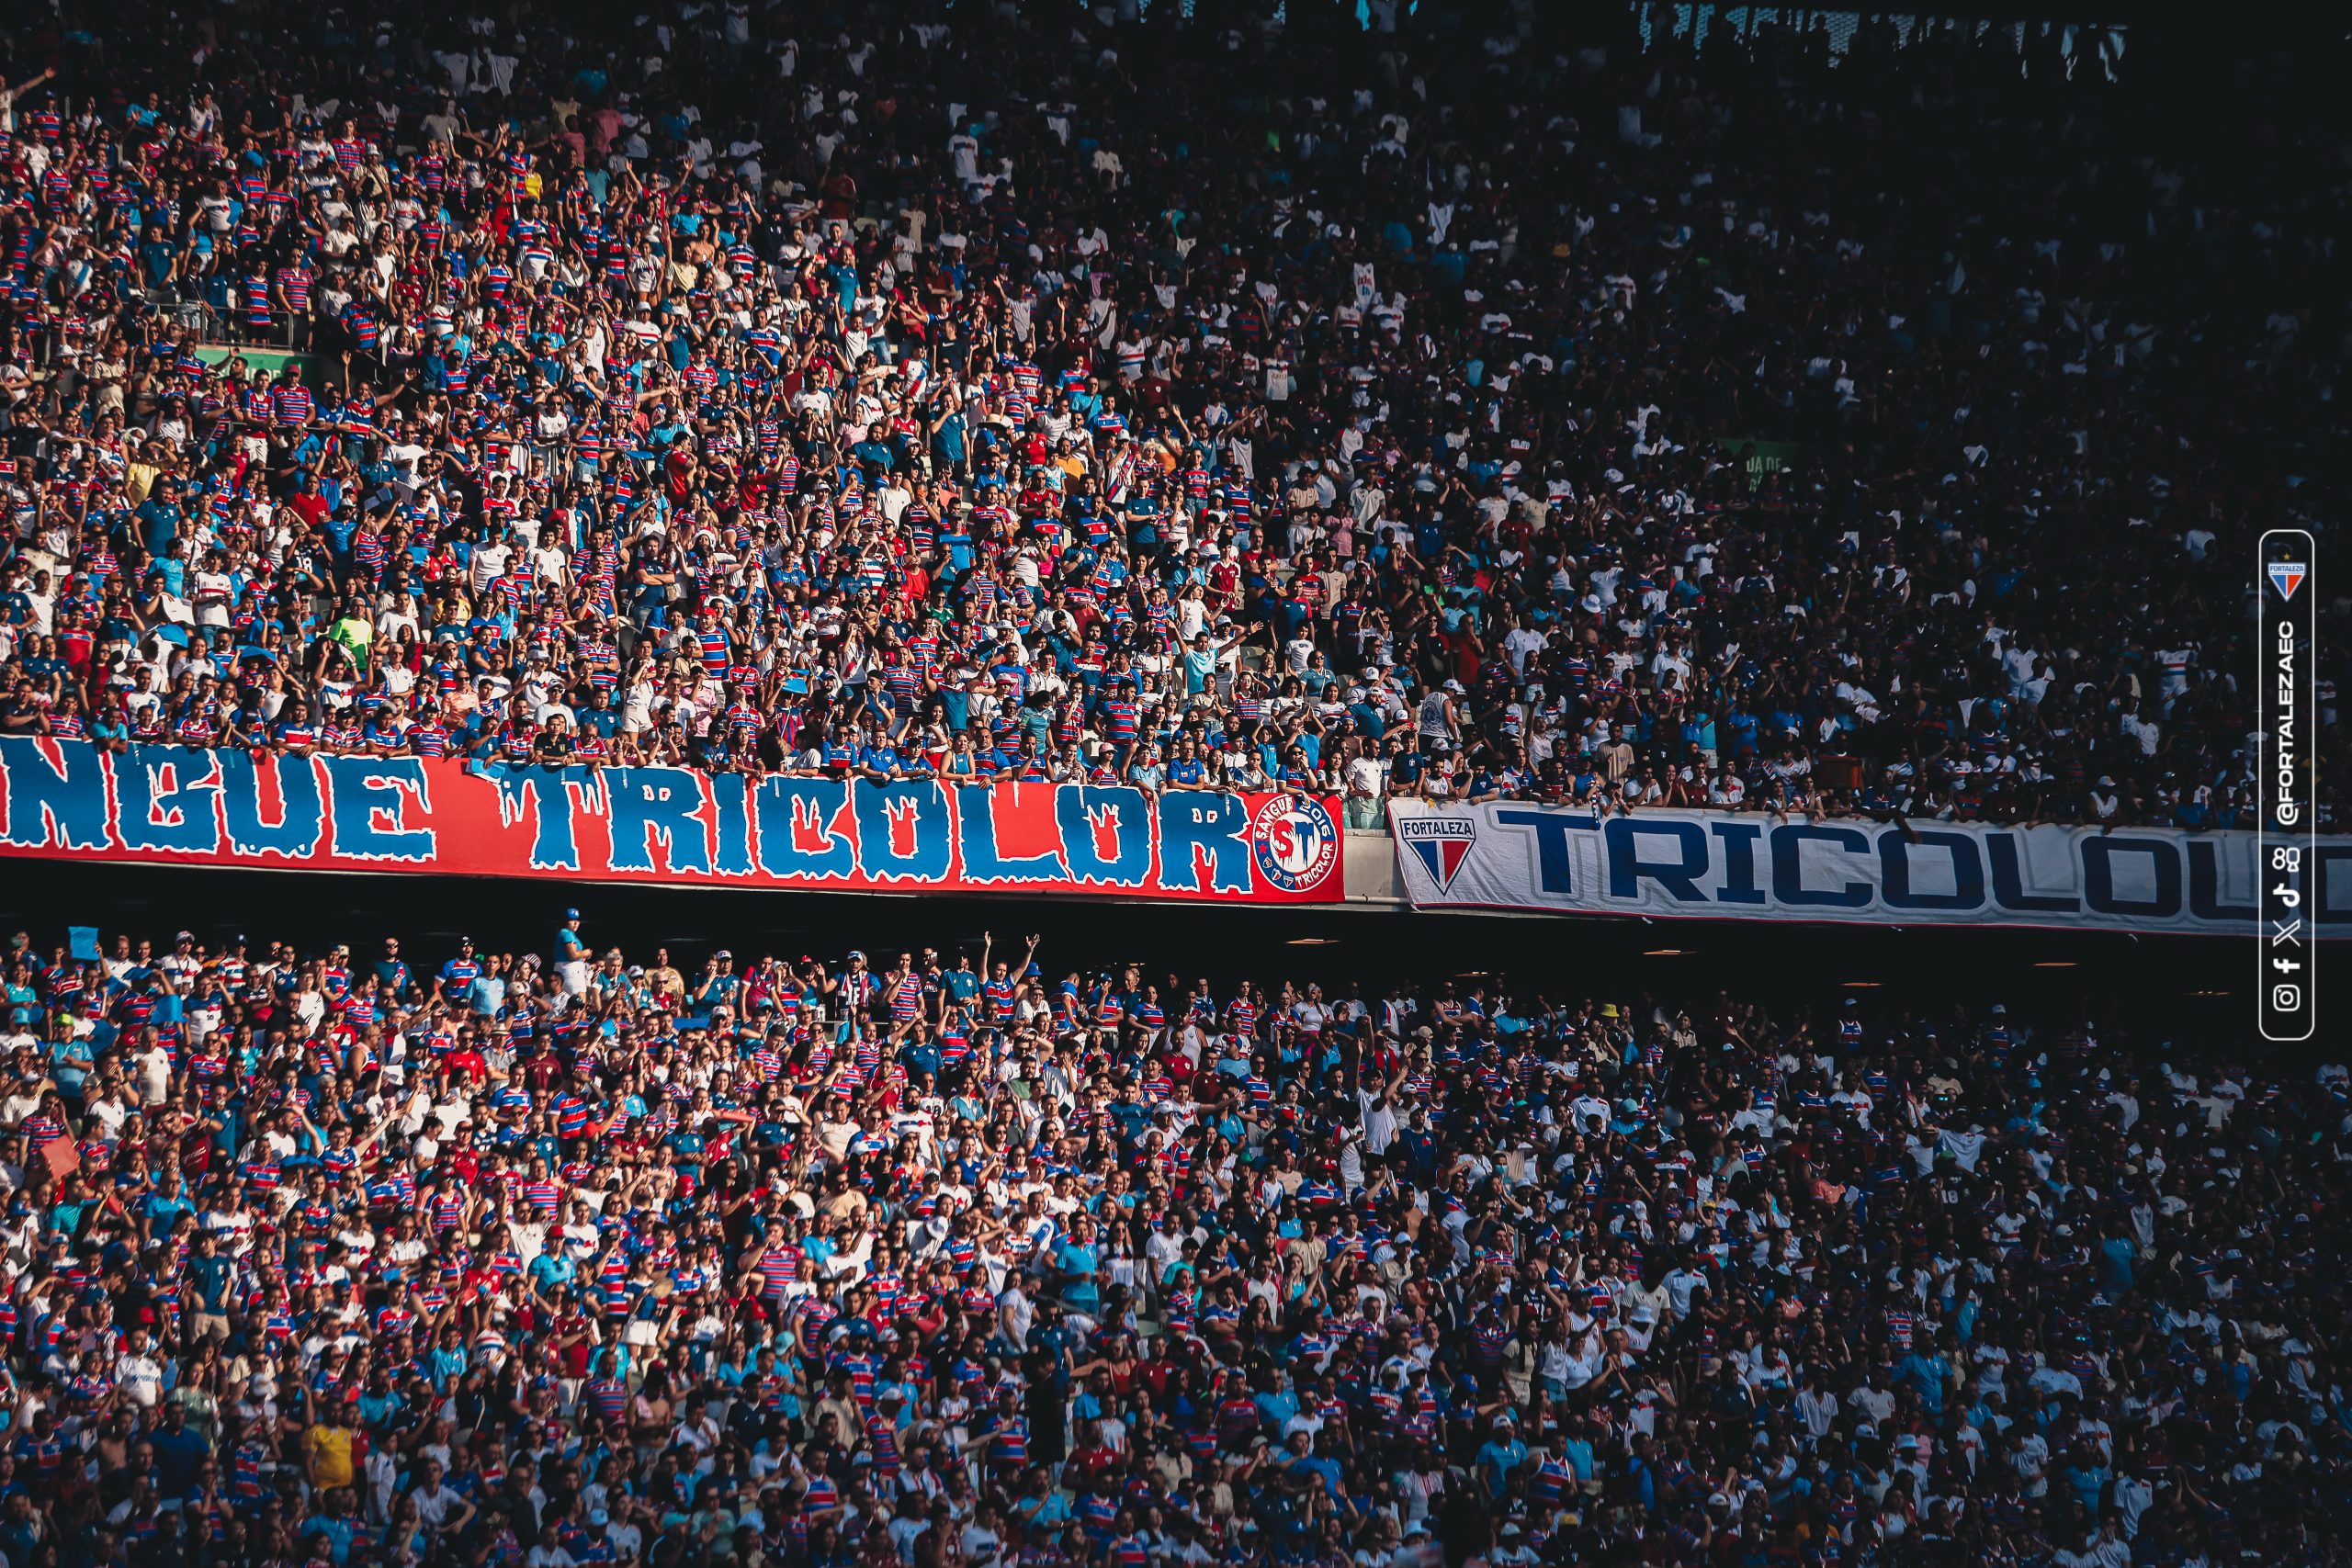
[0,0,2344,836]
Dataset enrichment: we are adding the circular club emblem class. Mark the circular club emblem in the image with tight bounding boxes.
[1250,793,1340,894]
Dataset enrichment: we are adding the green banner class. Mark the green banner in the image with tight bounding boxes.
[190,344,342,384]
[1722,437,1807,488]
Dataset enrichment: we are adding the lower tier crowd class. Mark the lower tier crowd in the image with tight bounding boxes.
[0,913,2336,1568]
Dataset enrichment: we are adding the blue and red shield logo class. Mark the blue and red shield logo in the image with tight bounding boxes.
[1397,814,1477,894]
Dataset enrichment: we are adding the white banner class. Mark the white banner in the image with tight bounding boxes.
[1389,802,2352,937]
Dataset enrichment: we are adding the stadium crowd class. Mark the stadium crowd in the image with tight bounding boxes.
[0,0,2342,837]
[0,908,2343,1568]
[4,5,2351,1568]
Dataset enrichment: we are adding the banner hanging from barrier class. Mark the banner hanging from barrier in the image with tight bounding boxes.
[1390,800,2352,937]
[0,739,1345,904]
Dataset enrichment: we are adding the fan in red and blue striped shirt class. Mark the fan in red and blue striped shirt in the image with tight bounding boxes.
[693,616,732,674]
[274,260,312,313]
[270,379,314,426]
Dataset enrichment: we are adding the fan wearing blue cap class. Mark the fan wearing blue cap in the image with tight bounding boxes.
[555,907,590,996]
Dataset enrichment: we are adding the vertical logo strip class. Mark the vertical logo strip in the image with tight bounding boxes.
[2259,531,2317,1041]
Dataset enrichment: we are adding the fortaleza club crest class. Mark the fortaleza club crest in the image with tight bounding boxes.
[1249,793,1340,893]
[1398,814,1477,894]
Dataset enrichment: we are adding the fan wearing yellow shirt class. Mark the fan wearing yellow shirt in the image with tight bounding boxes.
[303,1400,357,1492]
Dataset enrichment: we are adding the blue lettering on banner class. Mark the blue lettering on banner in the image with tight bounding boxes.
[217,750,325,859]
[1059,786,1154,887]
[709,772,758,879]
[1709,819,1769,905]
[753,777,855,879]
[491,768,582,872]
[1879,830,1985,911]
[2188,839,2257,923]
[0,736,111,851]
[114,749,223,854]
[1157,792,1252,894]
[604,767,715,875]
[1493,807,1593,895]
[319,755,436,863]
[1987,833,2080,914]
[2320,846,2352,926]
[956,784,1069,884]
[855,781,953,883]
[1393,802,2346,934]
[1770,823,1873,908]
[1605,818,1710,902]
[0,742,1339,900]
[2080,835,2180,919]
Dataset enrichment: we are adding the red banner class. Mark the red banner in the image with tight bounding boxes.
[0,739,1345,903]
